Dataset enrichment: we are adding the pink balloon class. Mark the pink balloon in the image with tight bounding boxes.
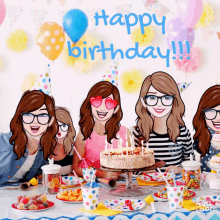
[177,0,203,28]
[0,0,6,26]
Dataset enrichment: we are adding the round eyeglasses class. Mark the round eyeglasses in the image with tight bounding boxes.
[203,109,220,120]
[22,113,51,125]
[144,95,174,106]
[58,123,69,132]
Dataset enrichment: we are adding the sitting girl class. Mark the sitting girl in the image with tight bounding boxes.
[0,90,58,185]
[50,107,76,175]
[73,81,132,180]
[133,71,193,174]
[193,85,220,172]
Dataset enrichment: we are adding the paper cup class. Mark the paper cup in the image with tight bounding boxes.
[167,186,184,209]
[81,186,99,210]
[82,167,96,183]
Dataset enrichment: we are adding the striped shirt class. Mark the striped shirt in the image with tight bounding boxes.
[132,125,193,171]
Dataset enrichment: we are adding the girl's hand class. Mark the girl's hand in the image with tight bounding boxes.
[165,166,182,174]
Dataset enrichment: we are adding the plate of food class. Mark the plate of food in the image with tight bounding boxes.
[62,176,84,185]
[192,196,220,208]
[56,188,83,203]
[103,199,145,212]
[12,194,54,211]
[154,187,196,200]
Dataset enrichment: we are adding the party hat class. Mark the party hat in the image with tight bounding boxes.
[177,82,192,93]
[102,59,119,87]
[30,64,51,95]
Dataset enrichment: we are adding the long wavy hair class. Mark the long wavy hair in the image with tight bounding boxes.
[10,90,58,160]
[79,81,123,143]
[135,71,185,143]
[193,85,220,156]
[55,107,76,155]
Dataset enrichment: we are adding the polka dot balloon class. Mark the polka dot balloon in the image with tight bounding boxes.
[37,22,65,61]
[30,65,51,95]
[102,59,119,87]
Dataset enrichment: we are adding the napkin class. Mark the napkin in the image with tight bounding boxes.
[144,195,154,204]
[79,203,122,216]
[137,177,165,186]
[183,200,207,211]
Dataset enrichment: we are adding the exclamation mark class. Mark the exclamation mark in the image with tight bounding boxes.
[185,41,190,59]
[178,41,183,60]
[171,41,176,60]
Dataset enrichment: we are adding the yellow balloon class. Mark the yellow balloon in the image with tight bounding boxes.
[37,22,65,61]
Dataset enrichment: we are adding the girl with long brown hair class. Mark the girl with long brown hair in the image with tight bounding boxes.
[133,71,193,174]
[0,90,58,185]
[73,81,132,179]
[50,107,76,175]
[193,85,220,172]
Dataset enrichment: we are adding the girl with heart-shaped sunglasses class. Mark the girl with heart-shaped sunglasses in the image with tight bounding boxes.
[73,81,132,180]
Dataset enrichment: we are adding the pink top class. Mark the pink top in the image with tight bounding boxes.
[85,126,127,162]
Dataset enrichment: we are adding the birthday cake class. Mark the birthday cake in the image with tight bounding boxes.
[100,147,155,170]
[209,153,220,169]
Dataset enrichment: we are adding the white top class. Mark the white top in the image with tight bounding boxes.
[8,149,38,182]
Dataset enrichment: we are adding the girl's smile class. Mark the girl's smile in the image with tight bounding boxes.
[97,111,108,118]
[30,126,40,133]
[212,121,220,129]
[153,108,165,114]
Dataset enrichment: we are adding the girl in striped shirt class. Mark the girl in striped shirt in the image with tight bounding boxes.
[132,71,193,174]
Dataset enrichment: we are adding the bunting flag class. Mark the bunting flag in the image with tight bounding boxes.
[115,3,132,22]
[59,0,66,6]
[177,82,192,93]
[201,28,214,42]
[87,8,102,30]
[31,8,48,31]
[8,5,23,27]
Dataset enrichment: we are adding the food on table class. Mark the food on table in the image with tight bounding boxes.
[44,174,61,194]
[210,153,220,168]
[182,169,200,189]
[57,188,83,201]
[157,187,194,199]
[13,194,50,210]
[100,147,155,169]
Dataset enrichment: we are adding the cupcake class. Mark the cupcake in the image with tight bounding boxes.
[211,134,220,149]
[209,153,220,169]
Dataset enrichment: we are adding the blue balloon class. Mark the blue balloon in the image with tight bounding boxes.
[63,9,88,43]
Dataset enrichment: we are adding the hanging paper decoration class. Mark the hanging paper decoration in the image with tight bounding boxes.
[102,59,119,87]
[145,2,168,17]
[59,0,66,6]
[174,48,200,73]
[115,4,132,22]
[121,69,143,94]
[177,82,192,93]
[30,65,51,95]
[6,29,28,52]
[131,26,154,46]
[8,5,23,27]
[58,9,67,21]
[196,3,214,28]
[87,8,102,30]
[37,22,65,61]
[31,8,48,31]
[21,73,39,93]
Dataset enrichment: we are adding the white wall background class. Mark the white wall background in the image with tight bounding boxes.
[0,0,220,137]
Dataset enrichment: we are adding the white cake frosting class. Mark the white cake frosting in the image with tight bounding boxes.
[210,153,220,168]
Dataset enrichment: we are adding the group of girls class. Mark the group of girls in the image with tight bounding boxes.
[0,71,219,185]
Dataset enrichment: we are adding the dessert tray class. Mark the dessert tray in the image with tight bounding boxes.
[100,160,165,197]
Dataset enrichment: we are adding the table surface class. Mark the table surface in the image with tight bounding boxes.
[0,180,220,220]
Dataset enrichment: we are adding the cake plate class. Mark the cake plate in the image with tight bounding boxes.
[100,160,165,197]
[201,180,220,194]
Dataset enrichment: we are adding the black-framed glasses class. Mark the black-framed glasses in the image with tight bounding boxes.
[144,95,174,106]
[203,109,220,120]
[58,123,69,132]
[21,113,51,125]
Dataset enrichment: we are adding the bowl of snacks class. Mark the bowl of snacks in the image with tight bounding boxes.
[56,188,83,203]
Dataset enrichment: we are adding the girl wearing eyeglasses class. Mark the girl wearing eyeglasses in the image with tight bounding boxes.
[0,90,58,185]
[50,107,76,175]
[73,81,132,180]
[133,71,193,174]
[193,85,220,172]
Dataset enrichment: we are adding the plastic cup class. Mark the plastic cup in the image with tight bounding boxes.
[167,185,184,209]
[81,186,99,210]
[82,167,96,183]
